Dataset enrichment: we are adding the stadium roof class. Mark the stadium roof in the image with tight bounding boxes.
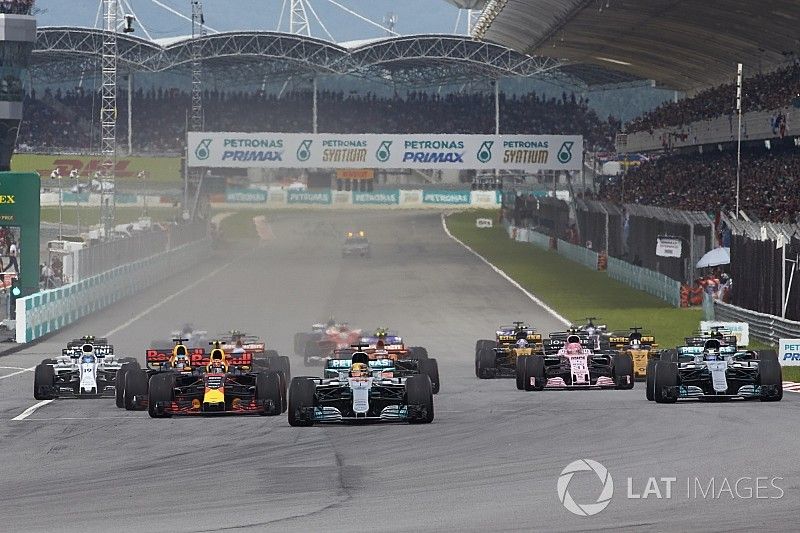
[474,0,800,91]
[32,27,561,89]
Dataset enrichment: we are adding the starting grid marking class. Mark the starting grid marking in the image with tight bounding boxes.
[783,381,800,393]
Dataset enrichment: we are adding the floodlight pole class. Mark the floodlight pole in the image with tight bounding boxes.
[735,63,742,220]
[312,76,318,134]
[494,78,500,179]
[100,0,119,238]
[127,70,133,155]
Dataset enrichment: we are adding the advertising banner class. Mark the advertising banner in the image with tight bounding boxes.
[287,190,332,205]
[188,132,583,171]
[423,190,471,205]
[778,338,800,366]
[353,190,400,205]
[656,237,682,258]
[225,188,268,203]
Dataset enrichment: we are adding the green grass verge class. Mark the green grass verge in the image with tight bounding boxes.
[447,210,703,349]
[13,154,181,184]
[783,367,800,382]
[41,206,177,227]
[217,210,262,240]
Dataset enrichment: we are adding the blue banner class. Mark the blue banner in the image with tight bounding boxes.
[114,193,137,204]
[287,190,332,205]
[352,190,400,205]
[225,188,268,203]
[422,190,471,205]
[62,192,90,203]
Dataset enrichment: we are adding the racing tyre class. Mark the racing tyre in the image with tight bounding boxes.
[406,374,434,424]
[147,373,175,418]
[264,349,279,359]
[115,366,129,408]
[660,349,678,363]
[758,350,783,402]
[268,355,291,384]
[515,356,529,390]
[523,355,545,391]
[293,332,308,355]
[256,372,283,415]
[645,359,657,401]
[613,353,635,390]
[304,339,321,366]
[475,339,494,357]
[477,348,496,379]
[288,377,316,427]
[653,361,679,404]
[118,357,138,366]
[33,363,55,400]
[124,369,149,411]
[419,358,440,394]
[409,346,429,361]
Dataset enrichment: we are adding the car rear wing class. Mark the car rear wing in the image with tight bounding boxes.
[62,344,114,357]
[496,331,543,345]
[608,335,656,349]
[145,349,255,371]
[543,336,596,355]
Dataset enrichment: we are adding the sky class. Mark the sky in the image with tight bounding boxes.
[35,0,468,42]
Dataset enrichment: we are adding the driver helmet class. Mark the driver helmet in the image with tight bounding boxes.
[516,339,529,349]
[174,354,191,371]
[630,338,641,347]
[232,339,245,354]
[350,362,369,377]
[565,342,583,355]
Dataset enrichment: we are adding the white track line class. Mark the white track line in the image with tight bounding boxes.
[0,366,28,370]
[12,400,54,421]
[0,366,34,380]
[441,214,570,326]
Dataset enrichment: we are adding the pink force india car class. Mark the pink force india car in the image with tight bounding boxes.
[516,333,634,391]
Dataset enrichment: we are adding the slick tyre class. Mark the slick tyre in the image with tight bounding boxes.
[115,366,129,408]
[409,347,428,361]
[419,358,440,394]
[654,361,679,404]
[523,355,545,391]
[406,374,434,424]
[124,369,149,411]
[758,350,783,402]
[33,364,55,400]
[477,348,496,379]
[288,377,316,427]
[147,373,175,418]
[645,359,657,401]
[613,353,635,390]
[516,356,529,390]
[294,332,308,355]
[256,372,283,415]
[475,340,494,376]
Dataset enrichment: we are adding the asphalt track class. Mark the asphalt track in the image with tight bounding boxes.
[0,211,797,533]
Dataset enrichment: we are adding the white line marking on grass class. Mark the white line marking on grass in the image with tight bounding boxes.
[441,214,570,326]
[12,399,54,421]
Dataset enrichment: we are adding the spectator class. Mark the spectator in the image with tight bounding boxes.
[4,240,17,273]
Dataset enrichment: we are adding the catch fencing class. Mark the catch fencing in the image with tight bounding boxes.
[607,256,681,306]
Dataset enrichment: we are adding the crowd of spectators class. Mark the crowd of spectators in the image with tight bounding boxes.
[598,148,800,223]
[16,87,619,153]
[0,0,34,15]
[627,62,800,133]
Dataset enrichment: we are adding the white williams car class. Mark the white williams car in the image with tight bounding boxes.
[33,337,136,400]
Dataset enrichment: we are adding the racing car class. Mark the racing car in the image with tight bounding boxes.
[288,349,433,426]
[647,332,782,403]
[547,317,611,351]
[294,320,364,366]
[342,230,370,258]
[475,322,543,379]
[149,324,208,351]
[33,336,136,400]
[216,330,290,379]
[517,333,634,390]
[608,327,657,380]
[116,338,289,415]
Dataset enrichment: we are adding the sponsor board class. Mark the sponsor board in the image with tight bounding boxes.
[700,321,749,347]
[114,193,138,205]
[61,192,90,203]
[225,188,268,203]
[353,190,400,205]
[188,133,583,171]
[14,154,181,181]
[476,218,494,228]
[779,338,800,366]
[423,190,471,205]
[287,190,332,205]
[471,190,499,205]
[656,237,682,258]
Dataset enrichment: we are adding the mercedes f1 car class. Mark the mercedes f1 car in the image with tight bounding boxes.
[294,320,364,366]
[516,334,634,390]
[288,350,433,426]
[647,333,782,403]
[34,336,136,399]
[608,327,657,380]
[475,322,543,379]
[342,230,370,258]
[115,338,288,416]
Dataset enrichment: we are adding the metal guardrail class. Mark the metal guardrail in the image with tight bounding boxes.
[607,256,681,306]
[711,300,800,346]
